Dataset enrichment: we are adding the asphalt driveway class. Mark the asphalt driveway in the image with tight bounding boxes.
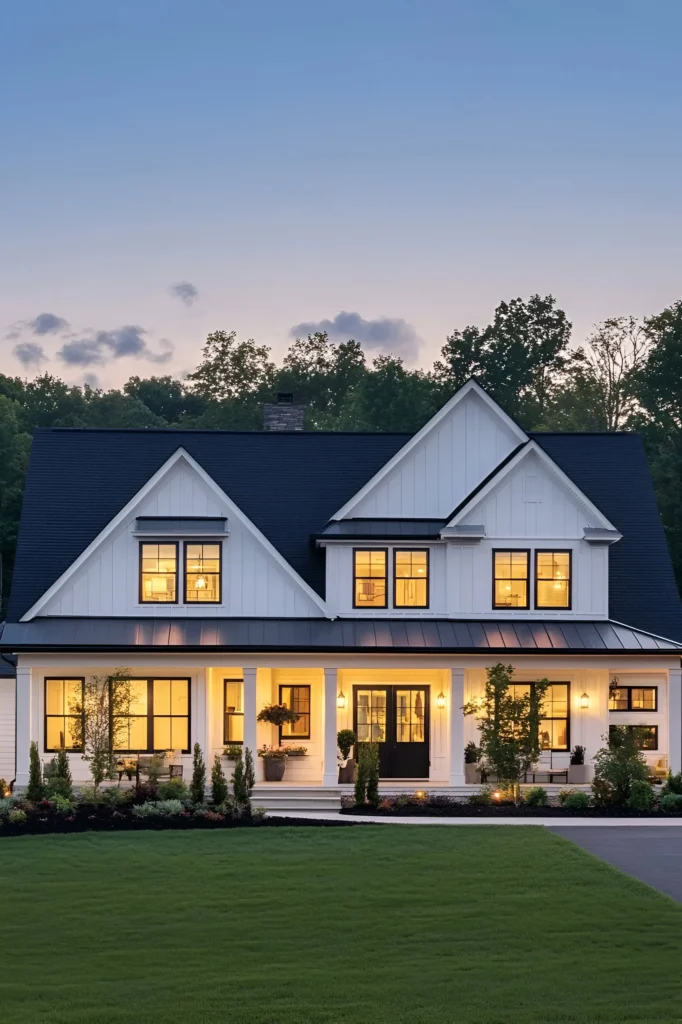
[551,826,682,902]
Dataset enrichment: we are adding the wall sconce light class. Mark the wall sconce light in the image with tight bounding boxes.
[337,690,346,709]
[580,692,590,710]
[436,691,446,709]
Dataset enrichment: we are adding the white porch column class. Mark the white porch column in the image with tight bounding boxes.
[449,667,465,785]
[669,667,682,774]
[194,668,209,760]
[322,668,339,786]
[15,664,33,787]
[242,667,260,779]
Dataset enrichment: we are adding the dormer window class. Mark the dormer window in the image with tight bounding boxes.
[139,543,178,603]
[185,543,221,603]
[493,550,530,609]
[353,549,387,608]
[535,551,571,609]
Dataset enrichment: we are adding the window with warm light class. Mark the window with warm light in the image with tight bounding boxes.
[511,682,569,751]
[279,685,311,739]
[535,550,571,609]
[45,678,84,751]
[493,550,529,609]
[353,549,387,608]
[224,678,244,744]
[112,678,190,753]
[139,543,178,603]
[185,543,221,603]
[394,550,429,607]
[610,724,658,750]
[609,686,657,712]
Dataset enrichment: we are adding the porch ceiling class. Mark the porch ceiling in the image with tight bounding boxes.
[1,617,680,653]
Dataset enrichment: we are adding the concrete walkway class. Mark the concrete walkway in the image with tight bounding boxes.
[551,826,682,902]
[270,810,682,827]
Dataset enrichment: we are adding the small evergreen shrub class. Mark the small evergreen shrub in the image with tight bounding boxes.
[132,799,183,819]
[662,772,682,796]
[27,741,45,802]
[660,793,682,813]
[523,786,548,807]
[592,728,649,807]
[190,743,207,804]
[626,779,654,811]
[157,777,189,801]
[232,747,255,810]
[100,786,133,806]
[251,806,267,822]
[354,743,380,806]
[337,729,356,760]
[468,786,493,806]
[211,755,228,806]
[8,809,27,825]
[49,794,73,814]
[562,790,591,810]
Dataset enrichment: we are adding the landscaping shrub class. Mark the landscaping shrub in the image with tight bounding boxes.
[49,795,73,815]
[232,747,255,811]
[8,809,27,825]
[592,728,649,807]
[78,784,104,805]
[468,786,493,807]
[157,777,189,801]
[132,800,184,819]
[211,755,228,806]
[354,743,380,806]
[523,786,548,807]
[100,786,133,807]
[27,741,45,802]
[190,743,207,804]
[0,797,19,820]
[627,779,655,811]
[46,749,73,801]
[192,807,225,822]
[662,772,682,796]
[660,793,682,813]
[562,791,591,810]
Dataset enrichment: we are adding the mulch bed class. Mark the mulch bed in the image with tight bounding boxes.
[342,803,681,818]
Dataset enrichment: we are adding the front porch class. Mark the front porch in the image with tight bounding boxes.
[14,655,681,803]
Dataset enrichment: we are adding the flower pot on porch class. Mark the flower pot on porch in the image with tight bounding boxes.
[338,758,356,784]
[263,757,286,782]
[464,763,480,784]
[567,764,592,785]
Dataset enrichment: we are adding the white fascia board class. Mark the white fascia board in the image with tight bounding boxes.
[22,447,329,620]
[445,440,618,532]
[331,379,528,521]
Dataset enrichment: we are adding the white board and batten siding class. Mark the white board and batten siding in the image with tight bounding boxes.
[37,457,324,619]
[343,389,522,520]
[0,678,15,783]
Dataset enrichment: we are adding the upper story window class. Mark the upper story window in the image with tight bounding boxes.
[394,550,429,608]
[353,549,387,608]
[185,543,221,603]
[535,551,571,609]
[140,543,178,603]
[609,686,658,712]
[493,550,529,609]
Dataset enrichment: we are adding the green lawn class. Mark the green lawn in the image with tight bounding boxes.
[1,826,681,1024]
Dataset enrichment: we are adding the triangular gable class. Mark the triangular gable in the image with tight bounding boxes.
[444,441,618,536]
[22,448,328,620]
[332,380,528,521]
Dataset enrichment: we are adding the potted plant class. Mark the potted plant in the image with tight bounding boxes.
[464,741,480,784]
[337,729,357,783]
[281,745,308,757]
[258,746,288,781]
[223,744,243,761]
[568,744,592,784]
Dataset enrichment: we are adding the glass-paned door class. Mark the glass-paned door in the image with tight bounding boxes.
[354,686,429,778]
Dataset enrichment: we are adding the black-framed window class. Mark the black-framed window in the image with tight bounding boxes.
[353,549,387,609]
[493,550,530,609]
[139,542,178,603]
[511,682,570,751]
[610,724,658,751]
[279,685,311,739]
[184,543,221,603]
[394,549,429,608]
[44,678,85,752]
[535,550,571,609]
[112,678,190,753]
[609,686,658,712]
[224,678,244,744]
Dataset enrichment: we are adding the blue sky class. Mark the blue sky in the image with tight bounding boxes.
[2,0,681,386]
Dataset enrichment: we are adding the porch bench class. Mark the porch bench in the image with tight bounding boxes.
[523,768,569,784]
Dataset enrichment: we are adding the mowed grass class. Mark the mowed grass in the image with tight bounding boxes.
[1,826,681,1024]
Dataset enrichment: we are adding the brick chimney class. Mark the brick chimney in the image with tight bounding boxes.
[263,393,306,431]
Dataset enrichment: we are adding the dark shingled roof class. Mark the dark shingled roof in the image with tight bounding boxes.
[6,427,682,641]
[2,617,679,653]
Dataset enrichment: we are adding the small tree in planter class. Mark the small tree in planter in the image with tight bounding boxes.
[463,663,550,806]
[256,704,300,780]
[258,746,288,782]
[464,741,481,784]
[337,729,356,783]
[568,744,590,785]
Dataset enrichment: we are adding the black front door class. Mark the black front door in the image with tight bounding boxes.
[353,685,430,779]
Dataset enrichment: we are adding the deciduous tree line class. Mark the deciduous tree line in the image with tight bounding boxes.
[2,293,682,610]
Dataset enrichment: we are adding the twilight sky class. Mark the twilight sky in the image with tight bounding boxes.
[2,0,681,388]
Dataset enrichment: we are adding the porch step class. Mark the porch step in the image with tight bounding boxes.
[252,785,342,813]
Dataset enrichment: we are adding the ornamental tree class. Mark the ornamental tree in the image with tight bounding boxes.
[463,663,550,805]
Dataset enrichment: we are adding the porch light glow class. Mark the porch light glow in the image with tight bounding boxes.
[493,790,502,800]
[580,691,590,709]
[337,689,346,709]
[436,691,446,709]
